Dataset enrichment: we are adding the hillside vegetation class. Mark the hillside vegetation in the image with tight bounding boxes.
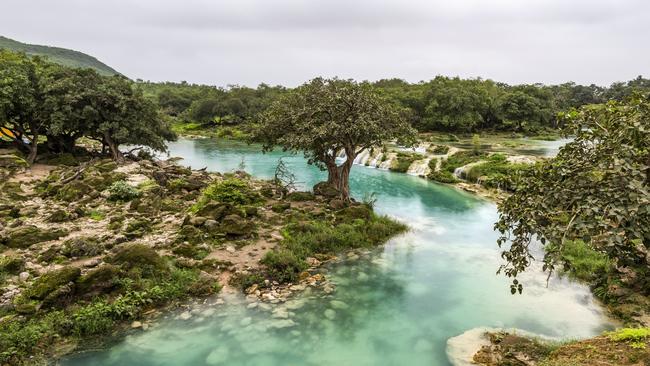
[0,36,118,76]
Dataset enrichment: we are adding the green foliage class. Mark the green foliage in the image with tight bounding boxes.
[261,213,407,283]
[428,145,450,154]
[495,97,650,292]
[107,181,141,201]
[428,170,458,184]
[391,152,419,173]
[551,240,611,282]
[191,178,261,212]
[255,77,417,200]
[260,249,307,283]
[441,150,487,173]
[607,328,650,349]
[464,154,527,190]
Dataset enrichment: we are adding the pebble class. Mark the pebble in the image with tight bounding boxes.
[179,311,192,320]
[330,300,349,309]
[225,246,236,253]
[131,321,143,329]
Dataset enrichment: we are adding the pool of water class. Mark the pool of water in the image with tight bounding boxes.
[61,138,611,366]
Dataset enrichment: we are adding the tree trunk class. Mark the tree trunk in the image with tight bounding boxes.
[323,148,356,201]
[27,142,38,164]
[104,133,123,161]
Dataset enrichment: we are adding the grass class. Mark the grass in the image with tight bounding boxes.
[87,210,105,221]
[0,266,217,364]
[463,154,528,189]
[258,209,407,284]
[440,150,487,173]
[390,152,420,173]
[607,328,650,349]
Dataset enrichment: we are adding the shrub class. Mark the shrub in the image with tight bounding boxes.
[191,178,261,213]
[261,249,307,283]
[441,150,487,173]
[428,171,458,184]
[107,181,141,202]
[390,152,419,173]
[429,145,449,154]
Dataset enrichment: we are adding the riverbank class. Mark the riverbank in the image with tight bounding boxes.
[0,153,404,364]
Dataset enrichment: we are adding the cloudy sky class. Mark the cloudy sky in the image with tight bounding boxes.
[2,0,648,87]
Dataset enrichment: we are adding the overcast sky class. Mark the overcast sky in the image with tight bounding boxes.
[2,0,648,87]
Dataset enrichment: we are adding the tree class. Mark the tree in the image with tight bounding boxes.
[0,51,49,163]
[42,67,103,153]
[255,77,417,201]
[495,97,650,294]
[87,76,176,161]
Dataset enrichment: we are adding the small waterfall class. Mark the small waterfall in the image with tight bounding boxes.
[407,159,431,177]
[453,166,465,179]
[378,154,396,170]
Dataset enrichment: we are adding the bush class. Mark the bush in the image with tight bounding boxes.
[390,152,419,173]
[428,171,458,184]
[261,249,307,283]
[107,181,141,201]
[441,150,487,173]
[191,178,261,213]
[429,145,450,154]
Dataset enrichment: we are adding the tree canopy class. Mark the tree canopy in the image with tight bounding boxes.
[255,77,417,200]
[0,50,175,162]
[495,96,650,294]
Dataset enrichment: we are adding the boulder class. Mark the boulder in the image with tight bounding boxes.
[271,202,291,213]
[2,225,69,248]
[109,243,168,276]
[24,266,81,300]
[313,182,340,198]
[76,264,120,295]
[195,202,229,220]
[220,214,254,236]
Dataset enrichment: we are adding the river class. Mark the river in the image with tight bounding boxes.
[61,138,612,366]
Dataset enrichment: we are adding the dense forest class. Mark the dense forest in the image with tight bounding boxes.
[137,75,650,135]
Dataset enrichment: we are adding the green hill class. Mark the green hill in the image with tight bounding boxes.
[0,35,119,76]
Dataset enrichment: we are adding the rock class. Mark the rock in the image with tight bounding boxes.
[267,319,296,329]
[330,300,349,310]
[2,225,69,248]
[131,321,143,329]
[286,191,315,202]
[204,219,219,231]
[18,272,30,283]
[189,216,208,226]
[109,244,168,276]
[24,266,81,300]
[142,323,149,331]
[76,264,120,294]
[324,309,336,320]
[271,203,291,213]
[195,202,229,220]
[179,311,192,320]
[83,258,101,268]
[220,214,253,236]
[226,246,236,253]
[313,182,340,198]
[272,308,289,319]
[329,199,346,210]
[240,317,253,326]
[205,346,230,365]
[306,257,321,267]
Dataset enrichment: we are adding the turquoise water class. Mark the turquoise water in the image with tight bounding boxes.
[62,138,612,366]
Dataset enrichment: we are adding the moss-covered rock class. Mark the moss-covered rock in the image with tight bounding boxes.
[46,209,74,223]
[313,182,340,198]
[271,202,291,213]
[2,225,69,248]
[124,218,152,239]
[56,181,93,202]
[172,243,209,260]
[220,214,254,236]
[109,243,168,276]
[76,264,120,295]
[61,237,105,258]
[0,254,24,274]
[24,266,81,300]
[287,191,315,202]
[194,202,230,220]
